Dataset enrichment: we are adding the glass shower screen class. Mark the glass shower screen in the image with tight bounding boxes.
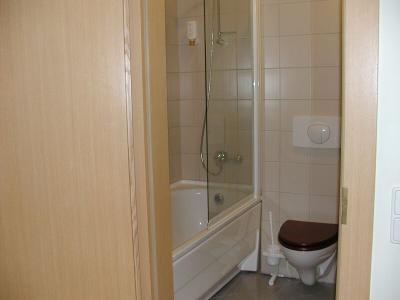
[201,0,254,220]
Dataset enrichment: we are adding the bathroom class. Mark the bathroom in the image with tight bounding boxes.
[2,0,397,299]
[166,0,341,298]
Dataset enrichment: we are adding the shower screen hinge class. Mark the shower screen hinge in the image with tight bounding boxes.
[341,187,348,225]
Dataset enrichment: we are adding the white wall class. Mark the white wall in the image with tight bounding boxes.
[370,0,400,298]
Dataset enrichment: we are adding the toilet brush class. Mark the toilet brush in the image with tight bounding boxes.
[264,211,283,286]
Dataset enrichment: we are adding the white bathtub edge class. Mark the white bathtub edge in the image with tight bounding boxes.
[172,195,261,262]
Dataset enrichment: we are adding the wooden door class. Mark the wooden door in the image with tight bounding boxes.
[336,0,379,299]
[0,1,138,299]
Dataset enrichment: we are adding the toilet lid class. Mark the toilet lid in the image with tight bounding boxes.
[278,220,338,251]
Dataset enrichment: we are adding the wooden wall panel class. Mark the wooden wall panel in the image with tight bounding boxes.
[0,1,137,299]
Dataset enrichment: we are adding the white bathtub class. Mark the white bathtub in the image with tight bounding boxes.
[171,181,261,300]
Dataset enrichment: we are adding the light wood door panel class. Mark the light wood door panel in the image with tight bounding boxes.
[0,1,137,299]
[336,0,379,299]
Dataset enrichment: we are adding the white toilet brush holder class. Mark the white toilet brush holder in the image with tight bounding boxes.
[264,244,283,266]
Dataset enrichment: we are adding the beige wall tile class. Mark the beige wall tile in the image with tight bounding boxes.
[264,100,280,130]
[262,192,280,221]
[264,37,280,69]
[180,126,202,154]
[177,0,203,17]
[213,40,237,70]
[178,44,205,72]
[166,45,179,73]
[279,2,311,35]
[310,148,340,165]
[279,35,311,68]
[179,72,205,99]
[167,73,180,100]
[237,38,253,69]
[280,192,309,222]
[211,70,238,99]
[310,164,340,196]
[166,17,178,45]
[311,99,340,116]
[280,100,311,131]
[280,131,310,163]
[309,195,339,224]
[238,129,253,156]
[263,162,280,192]
[168,127,181,155]
[167,100,180,128]
[262,4,279,37]
[179,100,204,126]
[311,67,340,99]
[169,154,181,183]
[265,69,280,99]
[311,34,341,67]
[311,0,341,34]
[280,68,311,99]
[264,131,280,162]
[181,154,200,180]
[238,70,254,99]
[280,163,310,194]
[238,100,253,130]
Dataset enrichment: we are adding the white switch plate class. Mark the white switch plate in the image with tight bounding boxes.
[391,188,400,244]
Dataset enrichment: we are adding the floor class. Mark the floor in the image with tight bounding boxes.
[211,272,336,300]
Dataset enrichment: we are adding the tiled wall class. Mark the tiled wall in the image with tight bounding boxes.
[166,0,206,183]
[260,0,342,278]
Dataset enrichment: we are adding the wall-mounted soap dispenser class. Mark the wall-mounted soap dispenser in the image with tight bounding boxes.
[187,20,197,46]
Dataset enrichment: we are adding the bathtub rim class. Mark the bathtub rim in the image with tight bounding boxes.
[171,186,261,262]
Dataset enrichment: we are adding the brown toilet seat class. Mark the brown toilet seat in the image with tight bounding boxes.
[278,220,338,251]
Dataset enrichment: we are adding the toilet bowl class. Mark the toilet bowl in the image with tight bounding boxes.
[278,220,338,286]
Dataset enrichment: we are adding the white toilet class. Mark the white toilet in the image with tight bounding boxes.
[278,220,338,286]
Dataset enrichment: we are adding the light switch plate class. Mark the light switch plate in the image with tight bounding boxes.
[391,188,400,244]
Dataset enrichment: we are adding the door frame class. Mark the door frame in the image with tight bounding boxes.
[336,0,379,299]
[126,0,174,299]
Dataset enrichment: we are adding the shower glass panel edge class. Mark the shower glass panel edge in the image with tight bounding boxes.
[203,0,261,223]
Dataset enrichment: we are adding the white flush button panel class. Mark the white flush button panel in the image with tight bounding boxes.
[293,116,340,148]
[391,188,400,244]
